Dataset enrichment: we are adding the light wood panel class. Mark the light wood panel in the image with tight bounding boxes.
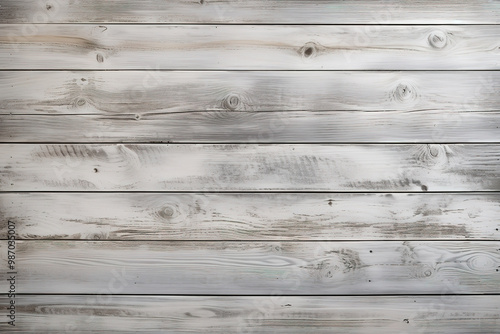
[2,71,500,115]
[2,144,500,191]
[1,193,499,240]
[1,241,499,294]
[1,295,499,333]
[1,0,499,24]
[2,25,500,70]
[2,111,499,143]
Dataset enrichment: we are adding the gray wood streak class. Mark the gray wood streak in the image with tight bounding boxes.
[2,111,500,143]
[2,144,500,191]
[1,241,499,294]
[1,295,499,333]
[1,0,499,24]
[1,71,500,115]
[1,193,499,240]
[2,25,500,70]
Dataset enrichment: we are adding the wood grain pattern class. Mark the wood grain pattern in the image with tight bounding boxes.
[1,295,499,333]
[2,144,500,191]
[1,0,499,24]
[1,193,499,240]
[1,241,499,294]
[2,71,500,115]
[2,111,500,143]
[2,25,500,70]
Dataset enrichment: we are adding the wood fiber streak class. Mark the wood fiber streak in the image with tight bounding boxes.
[0,241,499,294]
[1,144,500,191]
[2,111,500,143]
[0,295,499,333]
[1,71,499,115]
[1,0,499,24]
[2,25,500,70]
[1,193,499,240]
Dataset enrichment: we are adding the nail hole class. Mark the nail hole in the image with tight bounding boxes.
[93,168,98,173]
[369,250,372,253]
[46,4,52,10]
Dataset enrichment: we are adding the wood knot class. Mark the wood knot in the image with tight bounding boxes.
[96,53,104,63]
[393,83,417,103]
[46,4,52,10]
[428,30,447,49]
[134,114,141,120]
[75,98,86,107]
[298,42,318,59]
[223,94,241,110]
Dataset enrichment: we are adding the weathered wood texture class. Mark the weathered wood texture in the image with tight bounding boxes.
[1,295,499,333]
[1,0,499,24]
[1,241,499,294]
[3,111,500,143]
[1,193,499,240]
[2,25,500,70]
[1,144,500,191]
[2,71,499,115]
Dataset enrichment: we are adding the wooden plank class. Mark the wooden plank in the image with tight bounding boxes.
[2,111,500,143]
[1,295,499,333]
[1,193,499,240]
[1,71,500,115]
[1,0,499,24]
[1,241,499,294]
[1,144,500,191]
[2,25,500,70]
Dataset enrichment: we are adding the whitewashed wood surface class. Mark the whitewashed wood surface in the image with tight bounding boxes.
[1,0,499,24]
[2,71,499,114]
[2,25,500,70]
[1,193,498,240]
[2,144,500,191]
[0,295,499,333]
[3,111,500,143]
[1,1,499,332]
[1,240,499,294]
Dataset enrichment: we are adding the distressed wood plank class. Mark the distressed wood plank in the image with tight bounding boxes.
[1,144,500,191]
[1,0,499,24]
[1,71,499,115]
[2,111,499,143]
[2,25,500,70]
[1,241,499,294]
[1,193,499,240]
[1,295,500,333]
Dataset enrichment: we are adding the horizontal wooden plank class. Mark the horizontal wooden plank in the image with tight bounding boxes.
[1,71,500,115]
[1,144,500,191]
[1,193,499,240]
[2,111,499,143]
[1,295,499,333]
[2,25,500,70]
[1,0,499,24]
[2,241,499,294]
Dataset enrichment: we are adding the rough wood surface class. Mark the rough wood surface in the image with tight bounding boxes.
[1,71,499,115]
[2,25,500,70]
[1,295,499,333]
[1,241,499,294]
[1,193,499,240]
[2,144,500,191]
[2,111,499,143]
[1,0,499,24]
